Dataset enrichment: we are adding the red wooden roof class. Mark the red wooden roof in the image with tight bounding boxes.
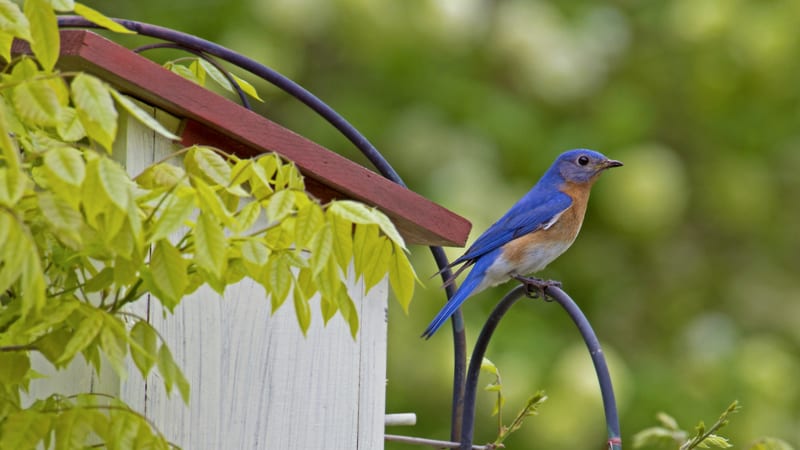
[28,30,471,247]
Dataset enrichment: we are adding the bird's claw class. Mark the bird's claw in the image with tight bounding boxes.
[512,275,561,301]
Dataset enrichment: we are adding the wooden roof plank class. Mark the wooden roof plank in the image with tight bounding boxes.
[20,30,470,247]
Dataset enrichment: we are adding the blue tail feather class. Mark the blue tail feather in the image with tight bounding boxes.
[421,267,485,339]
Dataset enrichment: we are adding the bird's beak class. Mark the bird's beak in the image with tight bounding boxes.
[603,159,623,169]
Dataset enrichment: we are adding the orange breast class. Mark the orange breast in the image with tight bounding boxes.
[502,181,592,268]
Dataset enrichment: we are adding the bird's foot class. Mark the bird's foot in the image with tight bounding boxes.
[512,275,562,301]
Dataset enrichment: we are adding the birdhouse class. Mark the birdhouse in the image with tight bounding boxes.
[18,29,469,449]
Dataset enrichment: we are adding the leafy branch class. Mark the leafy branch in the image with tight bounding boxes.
[480,358,548,446]
[633,401,741,450]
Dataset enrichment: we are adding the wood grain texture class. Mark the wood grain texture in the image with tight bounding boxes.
[17,29,471,247]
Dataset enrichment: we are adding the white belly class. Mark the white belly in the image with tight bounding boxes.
[476,239,574,292]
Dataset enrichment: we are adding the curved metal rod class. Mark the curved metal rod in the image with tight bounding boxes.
[547,286,621,450]
[132,42,251,109]
[57,15,470,439]
[431,246,467,441]
[459,284,622,450]
[460,286,527,450]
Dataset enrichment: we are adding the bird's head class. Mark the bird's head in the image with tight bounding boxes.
[553,149,623,184]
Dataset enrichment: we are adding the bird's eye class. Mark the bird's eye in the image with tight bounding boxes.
[577,155,590,166]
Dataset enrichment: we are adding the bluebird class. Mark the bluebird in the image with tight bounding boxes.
[422,149,622,339]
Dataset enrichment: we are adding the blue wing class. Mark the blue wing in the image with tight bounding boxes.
[449,189,573,269]
[422,248,502,339]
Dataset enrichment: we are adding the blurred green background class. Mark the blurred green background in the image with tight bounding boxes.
[83,0,800,448]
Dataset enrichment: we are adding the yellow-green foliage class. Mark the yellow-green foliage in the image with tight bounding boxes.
[0,1,415,448]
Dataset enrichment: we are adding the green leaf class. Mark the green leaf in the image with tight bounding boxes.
[197,58,233,92]
[58,308,103,364]
[168,63,200,84]
[54,409,94,450]
[84,266,113,292]
[316,261,341,324]
[233,199,261,234]
[24,298,80,340]
[241,238,269,266]
[248,156,274,199]
[148,190,194,243]
[107,410,141,450]
[38,191,82,248]
[157,344,190,403]
[129,321,158,378]
[112,257,137,287]
[73,3,135,34]
[0,411,51,449]
[99,320,128,377]
[388,241,415,314]
[0,101,24,207]
[0,213,26,294]
[24,0,59,72]
[71,73,117,152]
[186,145,231,187]
[480,357,499,376]
[110,90,179,141]
[150,239,189,309]
[266,253,292,312]
[231,73,264,102]
[0,352,30,384]
[194,211,227,279]
[0,161,26,207]
[43,146,85,186]
[36,328,72,367]
[352,223,377,283]
[0,31,12,62]
[295,201,324,248]
[336,288,359,338]
[293,274,312,335]
[309,223,334,276]
[0,0,31,40]
[136,162,185,189]
[329,199,375,224]
[96,156,130,211]
[0,94,20,158]
[699,434,732,448]
[192,176,233,226]
[56,107,86,141]
[265,189,295,224]
[187,59,207,85]
[369,207,406,250]
[328,210,354,269]
[12,78,61,127]
[51,0,75,12]
[363,233,392,292]
[20,238,46,316]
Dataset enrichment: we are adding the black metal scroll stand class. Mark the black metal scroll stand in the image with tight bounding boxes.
[57,16,620,449]
[459,281,622,450]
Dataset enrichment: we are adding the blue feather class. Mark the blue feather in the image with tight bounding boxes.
[422,249,501,339]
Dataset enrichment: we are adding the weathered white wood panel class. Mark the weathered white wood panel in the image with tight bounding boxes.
[117,105,389,450]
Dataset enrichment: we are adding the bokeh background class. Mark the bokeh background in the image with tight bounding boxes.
[83,0,800,448]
